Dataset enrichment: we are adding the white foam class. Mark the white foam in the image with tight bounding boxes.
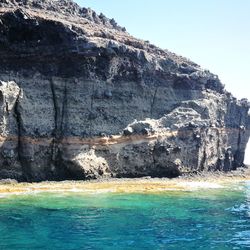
[179,181,223,190]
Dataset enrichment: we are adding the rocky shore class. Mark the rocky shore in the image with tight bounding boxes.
[0,0,249,182]
[0,166,249,195]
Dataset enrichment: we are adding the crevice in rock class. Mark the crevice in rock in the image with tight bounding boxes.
[200,147,206,171]
[49,79,69,179]
[234,112,243,168]
[150,86,158,117]
[237,115,242,150]
[13,88,29,181]
[49,78,59,170]
[152,145,157,168]
[50,79,58,138]
[60,81,68,137]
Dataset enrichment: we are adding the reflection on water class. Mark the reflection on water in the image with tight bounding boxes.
[0,182,249,250]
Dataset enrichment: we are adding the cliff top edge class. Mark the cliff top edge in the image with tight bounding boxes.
[0,0,127,31]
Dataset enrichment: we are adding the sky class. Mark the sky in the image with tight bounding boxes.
[76,0,250,163]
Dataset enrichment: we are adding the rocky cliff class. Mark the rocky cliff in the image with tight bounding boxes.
[0,0,249,181]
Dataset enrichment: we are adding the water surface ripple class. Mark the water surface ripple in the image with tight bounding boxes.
[0,182,249,249]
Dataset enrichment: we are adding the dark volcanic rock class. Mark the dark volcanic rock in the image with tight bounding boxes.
[0,0,249,181]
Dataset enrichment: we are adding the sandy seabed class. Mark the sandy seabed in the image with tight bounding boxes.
[0,168,250,196]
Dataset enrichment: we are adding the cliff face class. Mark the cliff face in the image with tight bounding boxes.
[0,0,249,181]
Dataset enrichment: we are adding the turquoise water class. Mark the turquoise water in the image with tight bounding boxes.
[0,183,250,250]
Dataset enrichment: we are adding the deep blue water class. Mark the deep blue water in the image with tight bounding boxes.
[0,182,250,250]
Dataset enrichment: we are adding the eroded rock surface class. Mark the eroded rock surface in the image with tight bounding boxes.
[0,0,249,181]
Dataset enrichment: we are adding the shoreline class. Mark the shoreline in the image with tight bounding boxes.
[0,167,250,195]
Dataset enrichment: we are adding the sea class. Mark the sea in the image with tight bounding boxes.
[0,182,249,250]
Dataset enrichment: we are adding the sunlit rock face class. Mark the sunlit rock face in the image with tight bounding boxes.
[0,0,249,181]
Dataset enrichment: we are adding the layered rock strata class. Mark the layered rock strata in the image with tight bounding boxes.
[0,0,249,181]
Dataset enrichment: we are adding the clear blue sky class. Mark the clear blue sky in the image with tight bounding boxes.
[76,0,250,163]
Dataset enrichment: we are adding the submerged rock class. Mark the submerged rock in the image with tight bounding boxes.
[0,0,249,181]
